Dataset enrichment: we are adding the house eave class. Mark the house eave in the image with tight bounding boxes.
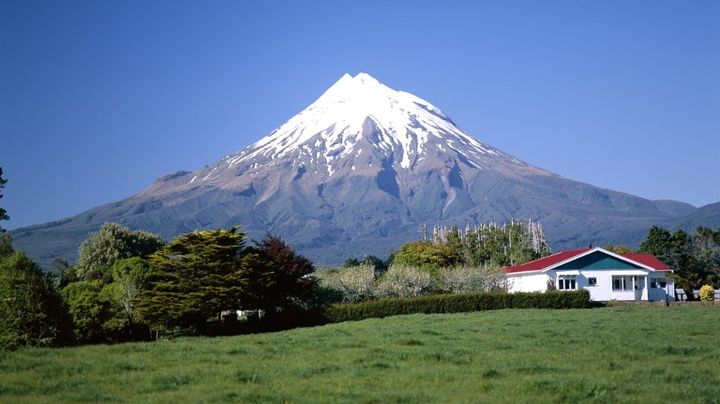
[539,247,665,273]
[506,270,543,276]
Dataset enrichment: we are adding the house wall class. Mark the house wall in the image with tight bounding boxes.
[648,275,674,301]
[549,270,672,301]
[548,270,633,301]
[508,270,673,301]
[507,273,548,293]
[587,271,633,301]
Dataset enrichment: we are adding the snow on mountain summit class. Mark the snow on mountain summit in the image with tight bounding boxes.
[224,73,504,172]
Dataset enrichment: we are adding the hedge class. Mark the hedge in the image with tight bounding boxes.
[324,290,591,323]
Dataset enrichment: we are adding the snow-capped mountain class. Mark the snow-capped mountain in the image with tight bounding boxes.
[227,72,513,173]
[13,73,706,268]
[151,72,547,191]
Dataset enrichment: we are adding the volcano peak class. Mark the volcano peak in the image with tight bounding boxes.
[225,73,511,172]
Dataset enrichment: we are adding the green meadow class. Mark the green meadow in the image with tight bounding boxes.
[1,306,718,403]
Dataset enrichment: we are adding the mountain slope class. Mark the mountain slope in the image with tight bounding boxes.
[12,73,705,268]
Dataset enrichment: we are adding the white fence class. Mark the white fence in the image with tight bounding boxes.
[675,289,720,301]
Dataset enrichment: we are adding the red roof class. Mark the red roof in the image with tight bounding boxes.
[505,248,672,273]
[505,248,590,273]
[621,253,672,271]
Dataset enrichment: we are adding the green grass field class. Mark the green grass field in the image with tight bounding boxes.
[1,306,719,403]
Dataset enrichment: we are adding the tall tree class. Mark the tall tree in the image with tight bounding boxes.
[0,167,8,228]
[0,168,11,256]
[0,251,71,349]
[0,232,12,259]
[109,257,151,337]
[691,227,720,287]
[446,225,463,256]
[61,280,113,343]
[136,228,253,333]
[75,223,165,282]
[604,245,634,254]
[639,226,672,263]
[428,221,550,268]
[639,226,720,297]
[392,241,461,270]
[251,235,318,314]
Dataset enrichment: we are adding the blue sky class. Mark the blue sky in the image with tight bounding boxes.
[1,0,718,230]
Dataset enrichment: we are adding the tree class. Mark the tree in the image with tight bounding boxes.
[61,280,113,343]
[75,223,165,282]
[441,266,506,294]
[392,241,461,271]
[342,258,360,267]
[110,257,151,336]
[604,245,633,254]
[639,226,720,298]
[374,266,434,298]
[342,255,388,272]
[446,225,463,256]
[667,230,696,293]
[0,168,12,256]
[429,221,550,267]
[317,265,375,303]
[136,228,253,333]
[0,167,9,228]
[361,255,388,272]
[252,235,318,314]
[0,232,12,259]
[57,260,79,289]
[60,257,152,343]
[639,226,672,263]
[690,227,720,288]
[0,251,71,349]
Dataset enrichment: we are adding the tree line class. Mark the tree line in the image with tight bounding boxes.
[371,220,550,272]
[1,221,317,349]
[638,225,720,296]
[322,220,550,303]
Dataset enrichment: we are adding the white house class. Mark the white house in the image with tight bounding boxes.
[505,247,674,301]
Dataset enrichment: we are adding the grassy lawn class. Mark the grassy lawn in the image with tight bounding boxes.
[1,306,719,403]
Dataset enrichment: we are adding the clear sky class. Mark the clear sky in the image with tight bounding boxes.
[1,0,719,230]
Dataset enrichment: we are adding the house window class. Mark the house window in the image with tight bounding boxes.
[612,276,632,291]
[588,277,597,286]
[651,279,667,288]
[557,276,577,290]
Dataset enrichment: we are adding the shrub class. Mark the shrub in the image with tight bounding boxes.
[391,241,461,269]
[441,266,506,293]
[325,289,591,323]
[317,265,375,303]
[0,252,72,349]
[62,280,114,343]
[75,222,165,281]
[374,266,435,298]
[699,285,714,302]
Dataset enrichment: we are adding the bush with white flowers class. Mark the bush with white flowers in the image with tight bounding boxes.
[374,266,435,298]
[318,265,376,303]
[441,266,506,294]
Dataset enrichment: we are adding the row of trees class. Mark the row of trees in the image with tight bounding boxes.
[396,220,551,270]
[639,225,720,293]
[1,168,72,349]
[319,264,506,303]
[340,221,551,273]
[322,220,549,303]
[1,220,318,349]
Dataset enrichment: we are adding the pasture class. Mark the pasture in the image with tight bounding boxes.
[1,306,718,403]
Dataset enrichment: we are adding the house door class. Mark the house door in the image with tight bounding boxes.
[634,276,646,300]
